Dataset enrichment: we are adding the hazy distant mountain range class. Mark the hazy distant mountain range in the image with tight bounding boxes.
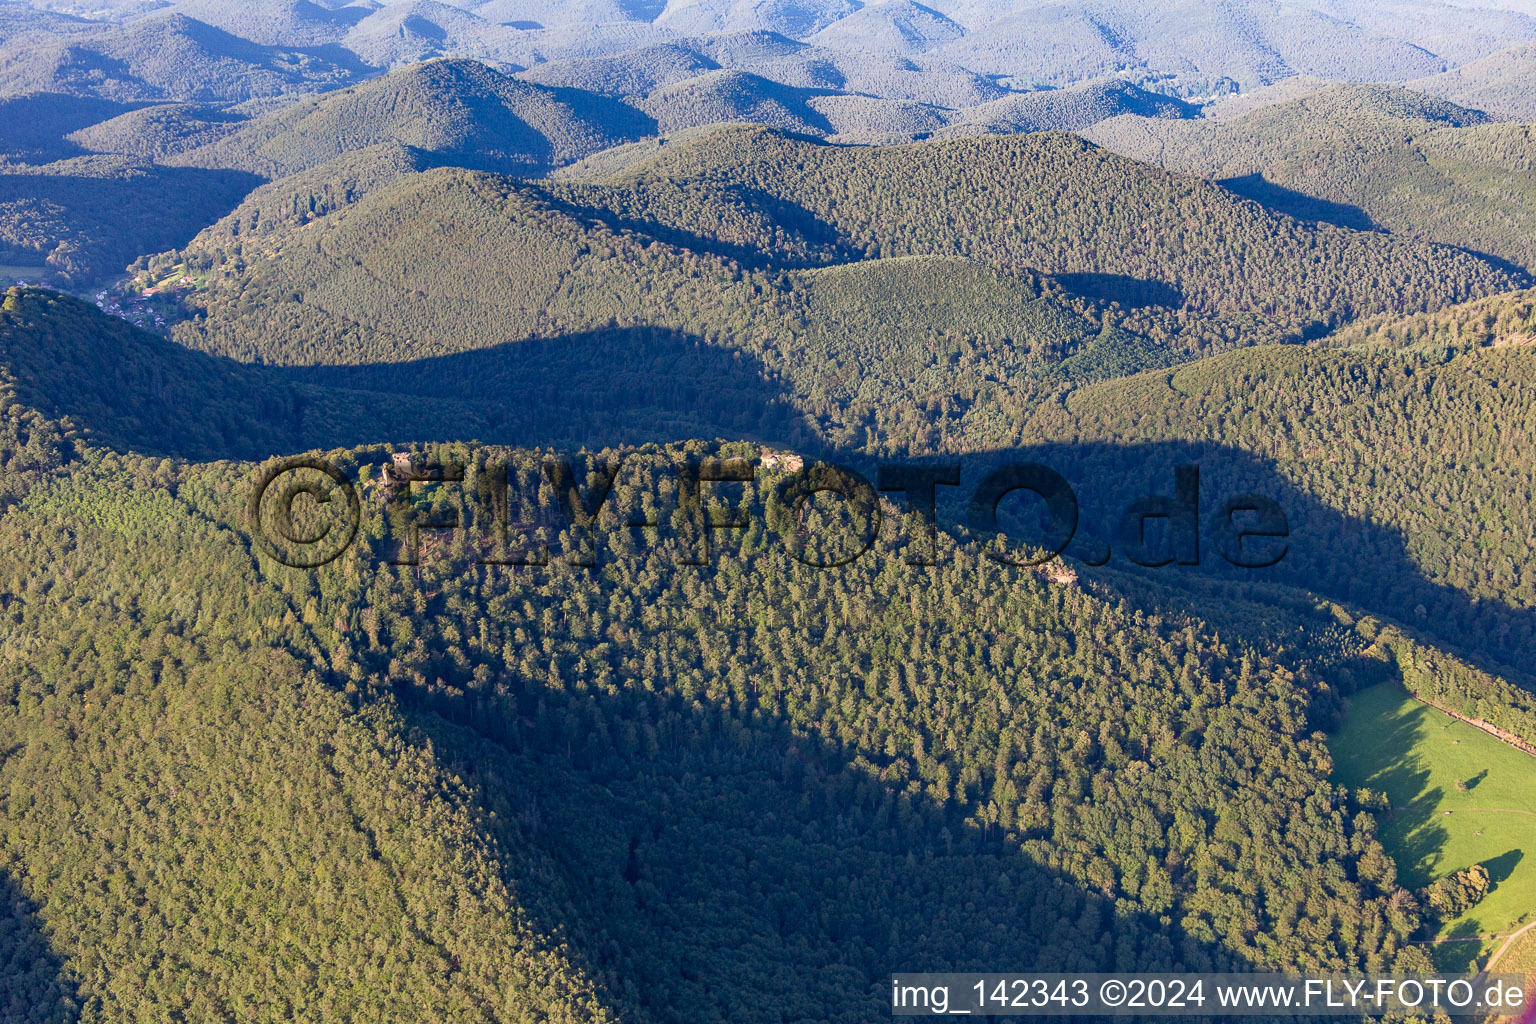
[6,0,1536,105]
[4,0,1535,141]
[2,0,1535,285]
[2,0,1536,287]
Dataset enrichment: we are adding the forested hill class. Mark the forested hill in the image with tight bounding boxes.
[0,154,259,284]
[28,256,1536,690]
[0,281,1505,1021]
[1081,84,1536,273]
[93,119,1536,695]
[151,125,1527,390]
[1324,284,1536,353]
[1018,335,1536,684]
[584,127,1525,317]
[0,12,365,102]
[1410,41,1536,121]
[168,58,656,179]
[937,78,1198,137]
[7,24,1536,292]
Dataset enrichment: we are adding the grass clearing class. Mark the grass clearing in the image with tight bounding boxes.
[1479,925,1536,1024]
[1329,682,1536,971]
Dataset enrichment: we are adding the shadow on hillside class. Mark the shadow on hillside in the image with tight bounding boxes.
[0,94,150,162]
[1441,245,1534,283]
[160,16,377,81]
[8,288,1535,688]
[540,184,855,270]
[392,646,1242,1023]
[1,297,807,460]
[283,326,814,452]
[1054,272,1184,308]
[0,166,260,279]
[924,441,1536,687]
[282,42,379,79]
[542,87,661,143]
[0,869,80,1022]
[1218,174,1377,233]
[14,291,1529,1018]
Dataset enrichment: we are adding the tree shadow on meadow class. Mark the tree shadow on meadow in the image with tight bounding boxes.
[1343,713,1447,892]
[1484,849,1524,890]
[1430,917,1486,972]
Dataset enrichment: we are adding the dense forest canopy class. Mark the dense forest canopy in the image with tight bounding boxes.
[0,308,1454,1017]
[3,1,1536,1018]
[7,269,1536,1017]
[1084,84,1536,274]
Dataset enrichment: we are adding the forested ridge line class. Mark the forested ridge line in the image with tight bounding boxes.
[148,126,1528,375]
[1,2,1536,1018]
[0,404,1443,1021]
[7,280,1536,692]
[1082,84,1536,274]
[1,290,1533,1019]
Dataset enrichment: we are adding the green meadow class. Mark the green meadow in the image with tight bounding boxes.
[1330,682,1536,971]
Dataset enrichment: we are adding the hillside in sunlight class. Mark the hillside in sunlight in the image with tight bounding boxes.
[1083,84,1536,273]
